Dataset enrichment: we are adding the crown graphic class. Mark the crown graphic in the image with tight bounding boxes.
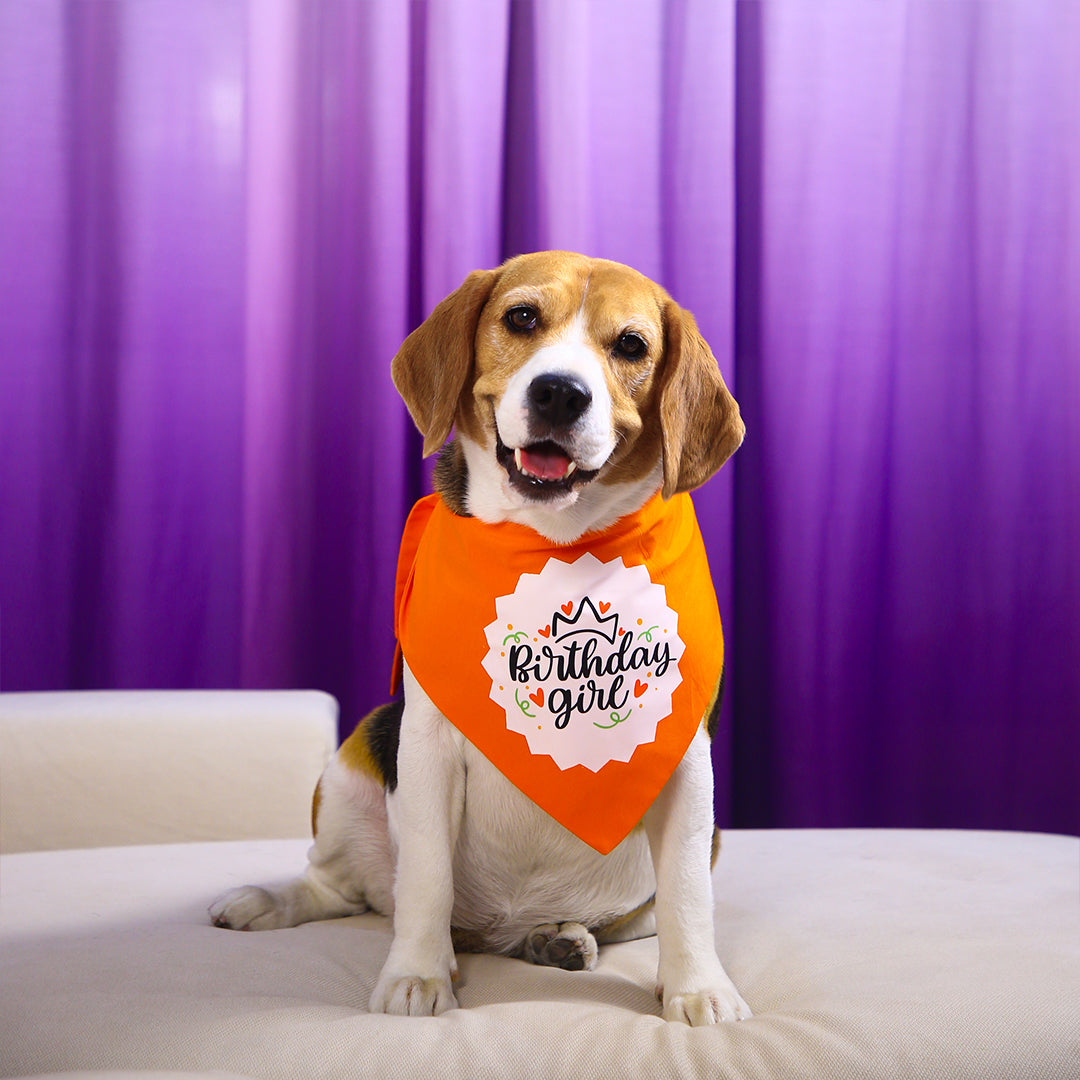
[551,597,620,644]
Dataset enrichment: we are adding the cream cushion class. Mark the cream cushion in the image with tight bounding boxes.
[1,830,1078,1079]
[1,691,1077,1079]
[0,690,337,852]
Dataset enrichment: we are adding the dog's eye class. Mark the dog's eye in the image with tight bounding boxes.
[615,332,648,361]
[505,306,539,333]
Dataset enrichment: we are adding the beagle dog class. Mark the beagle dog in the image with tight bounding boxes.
[210,251,749,1026]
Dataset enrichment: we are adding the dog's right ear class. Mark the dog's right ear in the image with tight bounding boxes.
[658,300,745,498]
[392,269,499,457]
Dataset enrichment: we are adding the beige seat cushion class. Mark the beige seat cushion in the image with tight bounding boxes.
[1,829,1077,1079]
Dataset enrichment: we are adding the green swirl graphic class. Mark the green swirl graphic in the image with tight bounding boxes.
[594,709,631,730]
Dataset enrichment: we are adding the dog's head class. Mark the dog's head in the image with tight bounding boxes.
[392,251,744,538]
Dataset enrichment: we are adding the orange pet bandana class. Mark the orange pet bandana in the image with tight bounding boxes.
[392,490,723,855]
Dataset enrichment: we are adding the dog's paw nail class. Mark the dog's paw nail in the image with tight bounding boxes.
[663,987,752,1026]
[370,974,458,1017]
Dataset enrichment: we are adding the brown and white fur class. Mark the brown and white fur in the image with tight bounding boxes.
[210,251,749,1025]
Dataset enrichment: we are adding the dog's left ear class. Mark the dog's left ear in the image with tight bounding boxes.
[392,269,499,456]
[658,300,745,499]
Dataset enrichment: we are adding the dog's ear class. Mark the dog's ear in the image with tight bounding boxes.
[392,269,498,457]
[658,300,745,498]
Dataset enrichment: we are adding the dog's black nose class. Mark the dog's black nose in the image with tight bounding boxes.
[528,374,592,427]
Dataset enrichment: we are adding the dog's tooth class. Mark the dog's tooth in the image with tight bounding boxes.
[565,461,577,477]
[514,447,524,472]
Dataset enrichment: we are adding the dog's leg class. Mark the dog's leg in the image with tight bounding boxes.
[208,872,366,932]
[644,727,751,1025]
[369,664,465,1017]
[210,751,394,931]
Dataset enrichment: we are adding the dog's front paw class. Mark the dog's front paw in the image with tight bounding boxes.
[209,885,288,931]
[369,970,458,1017]
[662,983,752,1026]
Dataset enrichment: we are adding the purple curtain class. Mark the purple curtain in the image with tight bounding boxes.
[1,0,1076,835]
[733,2,1080,833]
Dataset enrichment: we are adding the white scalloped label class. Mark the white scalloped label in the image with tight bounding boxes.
[481,553,684,772]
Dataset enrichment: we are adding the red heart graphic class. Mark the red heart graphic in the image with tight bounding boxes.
[529,688,545,707]
[599,601,611,614]
[634,680,648,698]
[562,601,574,615]
[618,628,626,636]
[538,625,551,638]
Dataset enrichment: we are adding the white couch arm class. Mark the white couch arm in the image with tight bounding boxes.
[0,690,338,853]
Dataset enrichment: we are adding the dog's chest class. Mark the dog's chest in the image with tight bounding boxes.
[446,742,655,951]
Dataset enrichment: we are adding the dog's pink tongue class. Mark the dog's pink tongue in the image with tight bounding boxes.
[520,446,572,480]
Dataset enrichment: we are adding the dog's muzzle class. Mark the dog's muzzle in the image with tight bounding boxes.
[495,372,602,500]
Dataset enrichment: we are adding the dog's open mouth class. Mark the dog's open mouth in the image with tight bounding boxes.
[496,434,599,500]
